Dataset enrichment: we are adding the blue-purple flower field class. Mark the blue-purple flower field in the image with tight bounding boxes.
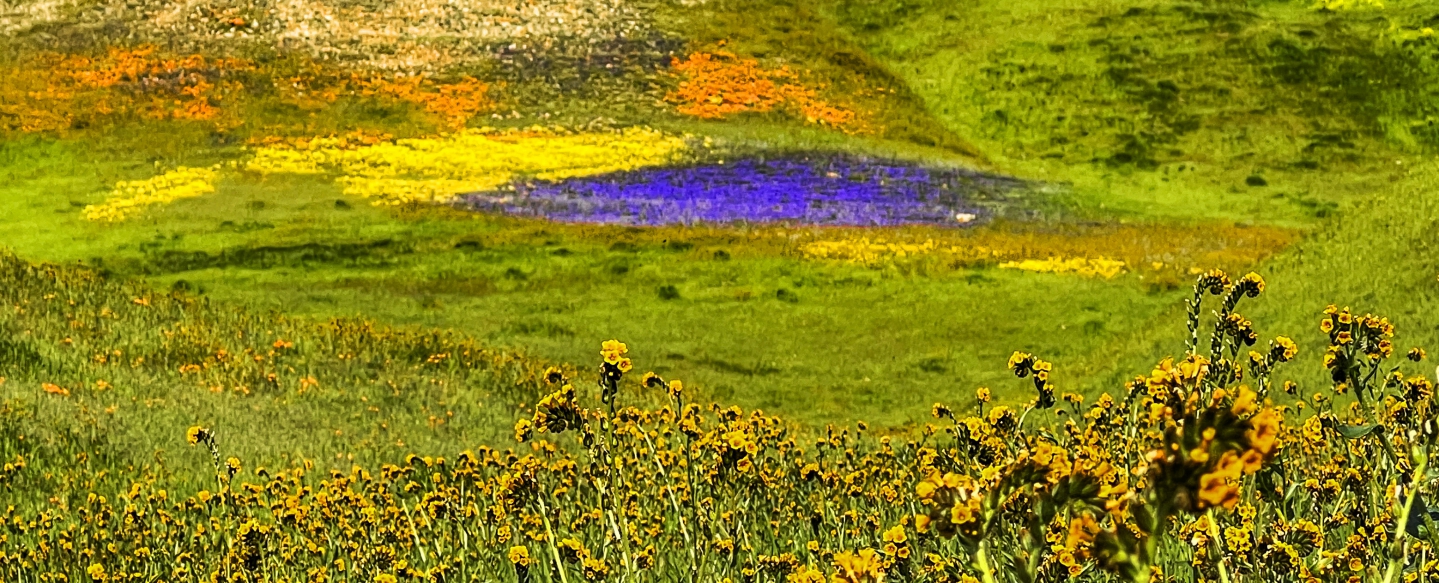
[464,156,1021,227]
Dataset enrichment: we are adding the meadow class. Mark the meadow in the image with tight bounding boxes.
[2,0,1439,580]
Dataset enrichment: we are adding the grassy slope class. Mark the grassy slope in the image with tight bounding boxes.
[0,251,557,501]
[0,134,1190,427]
[830,0,1420,223]
[828,0,1439,394]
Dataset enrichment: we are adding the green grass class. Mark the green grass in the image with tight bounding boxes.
[817,0,1439,394]
[0,251,551,506]
[1071,161,1439,398]
[828,0,1439,220]
[161,254,1187,428]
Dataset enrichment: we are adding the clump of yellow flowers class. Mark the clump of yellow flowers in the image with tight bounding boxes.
[799,238,946,264]
[794,223,1295,280]
[998,256,1127,279]
[1313,0,1383,11]
[800,237,1129,279]
[83,165,220,222]
[244,126,691,206]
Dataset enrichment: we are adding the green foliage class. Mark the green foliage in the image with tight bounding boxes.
[833,0,1439,221]
[0,252,551,501]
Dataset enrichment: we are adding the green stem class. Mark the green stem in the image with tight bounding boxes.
[1206,509,1233,583]
[537,498,570,583]
[1383,453,1428,583]
[638,431,698,580]
[976,537,999,583]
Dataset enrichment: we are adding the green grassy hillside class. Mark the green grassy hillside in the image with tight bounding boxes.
[827,0,1439,390]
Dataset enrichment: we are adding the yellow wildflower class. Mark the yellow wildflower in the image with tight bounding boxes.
[84,166,220,222]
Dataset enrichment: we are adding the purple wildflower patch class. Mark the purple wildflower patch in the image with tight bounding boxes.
[459,156,1024,227]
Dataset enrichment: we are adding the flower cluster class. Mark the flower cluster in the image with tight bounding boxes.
[1008,351,1057,408]
[357,76,493,130]
[246,126,690,206]
[0,47,249,134]
[266,70,497,129]
[800,238,946,263]
[794,222,1297,278]
[667,50,863,130]
[464,155,1014,226]
[1320,305,1395,388]
[83,165,221,222]
[999,256,1128,279]
[1312,0,1385,11]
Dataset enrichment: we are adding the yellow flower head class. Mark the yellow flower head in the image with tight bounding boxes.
[1274,336,1299,362]
[1008,351,1033,372]
[787,567,826,583]
[724,430,750,452]
[601,339,629,365]
[881,524,907,545]
[582,556,610,581]
[1198,451,1245,509]
[508,546,531,567]
[513,418,533,443]
[1230,386,1258,416]
[831,549,885,583]
[1239,272,1266,297]
[1244,408,1282,462]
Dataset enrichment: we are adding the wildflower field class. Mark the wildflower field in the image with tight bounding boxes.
[3,0,1439,581]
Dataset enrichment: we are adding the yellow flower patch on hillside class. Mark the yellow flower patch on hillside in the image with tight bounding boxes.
[800,238,943,264]
[1313,0,1383,11]
[998,257,1128,279]
[795,222,1298,280]
[84,166,220,222]
[245,126,690,206]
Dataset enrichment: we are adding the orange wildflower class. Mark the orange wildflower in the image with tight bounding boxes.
[667,50,861,130]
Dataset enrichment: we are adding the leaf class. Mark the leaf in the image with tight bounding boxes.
[1335,423,1380,439]
[1403,491,1438,538]
[1406,492,1425,536]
